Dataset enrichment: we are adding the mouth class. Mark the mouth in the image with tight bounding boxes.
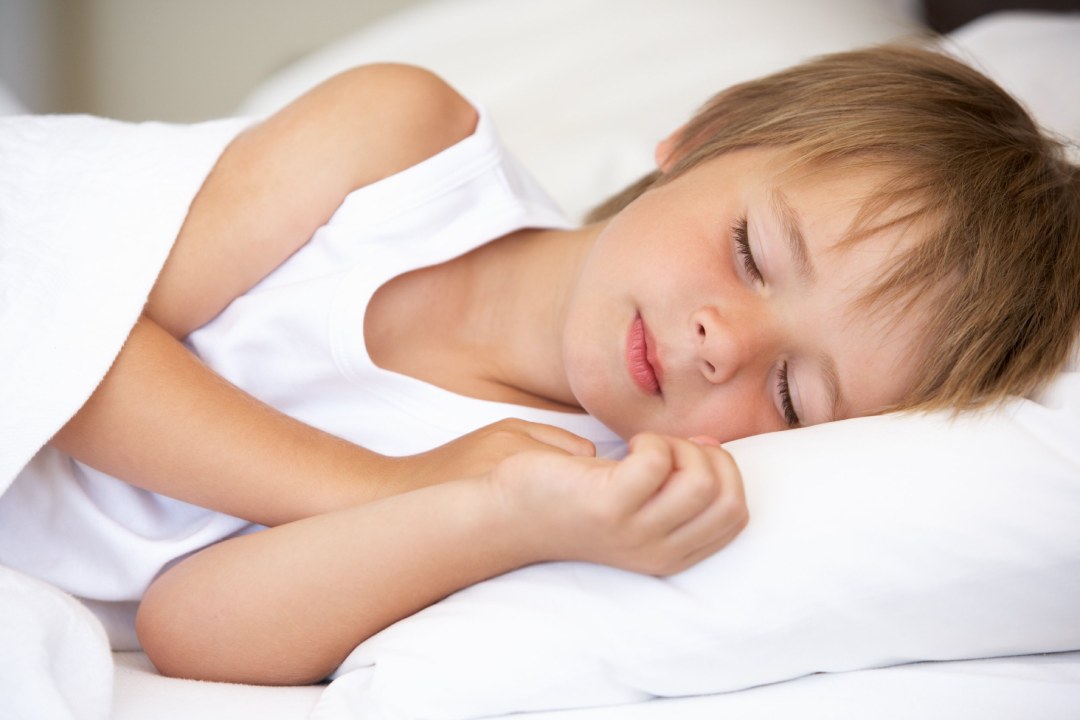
[627,313,663,396]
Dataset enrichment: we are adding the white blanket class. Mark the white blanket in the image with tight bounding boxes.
[0,565,113,720]
[0,113,245,492]
[0,113,244,719]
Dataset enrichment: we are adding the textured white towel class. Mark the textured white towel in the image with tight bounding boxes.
[0,113,247,494]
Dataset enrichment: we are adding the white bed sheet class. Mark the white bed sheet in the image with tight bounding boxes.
[111,650,1080,720]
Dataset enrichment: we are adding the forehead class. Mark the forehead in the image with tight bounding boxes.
[756,148,904,220]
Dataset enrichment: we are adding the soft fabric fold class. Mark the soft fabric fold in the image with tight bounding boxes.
[0,112,247,718]
[0,113,249,493]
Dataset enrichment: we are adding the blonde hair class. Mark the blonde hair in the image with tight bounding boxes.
[586,43,1080,412]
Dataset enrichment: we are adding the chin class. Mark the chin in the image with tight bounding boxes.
[584,395,652,441]
[562,328,643,440]
[594,411,639,441]
[568,377,635,440]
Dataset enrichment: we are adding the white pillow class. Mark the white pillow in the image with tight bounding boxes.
[321,353,1080,719]
[941,11,1080,160]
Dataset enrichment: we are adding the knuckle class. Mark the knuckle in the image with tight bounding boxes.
[685,473,717,506]
[487,427,527,450]
[734,504,750,532]
[493,449,542,477]
[490,418,522,433]
[630,431,662,452]
[720,491,749,519]
[490,428,516,443]
[715,495,750,536]
[716,449,741,476]
[638,448,669,475]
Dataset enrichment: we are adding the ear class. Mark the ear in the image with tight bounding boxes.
[654,124,687,173]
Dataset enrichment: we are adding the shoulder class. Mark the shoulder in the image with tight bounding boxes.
[283,63,479,185]
[145,65,478,338]
[333,64,476,128]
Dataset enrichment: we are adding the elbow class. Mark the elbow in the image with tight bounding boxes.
[136,577,225,683]
[137,573,334,686]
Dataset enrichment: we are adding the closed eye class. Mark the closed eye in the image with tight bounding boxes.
[732,217,763,283]
[777,362,801,427]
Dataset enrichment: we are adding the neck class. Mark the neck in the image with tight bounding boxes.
[461,224,600,410]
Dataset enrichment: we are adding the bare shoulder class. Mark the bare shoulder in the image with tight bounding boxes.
[147,63,477,338]
[285,63,479,185]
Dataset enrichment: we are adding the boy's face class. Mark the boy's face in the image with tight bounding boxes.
[562,147,929,442]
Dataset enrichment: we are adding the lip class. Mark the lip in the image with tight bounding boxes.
[627,313,663,396]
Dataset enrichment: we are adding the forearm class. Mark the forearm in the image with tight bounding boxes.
[136,435,749,685]
[137,476,529,685]
[52,316,414,526]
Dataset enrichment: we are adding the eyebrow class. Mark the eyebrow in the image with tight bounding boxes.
[770,188,815,283]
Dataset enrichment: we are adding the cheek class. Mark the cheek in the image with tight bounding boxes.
[666,390,784,443]
[671,413,745,444]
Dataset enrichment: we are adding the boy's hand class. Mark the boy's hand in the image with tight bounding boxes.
[492,432,748,576]
[385,419,596,495]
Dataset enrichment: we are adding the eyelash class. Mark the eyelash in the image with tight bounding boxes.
[777,362,801,427]
[732,217,763,283]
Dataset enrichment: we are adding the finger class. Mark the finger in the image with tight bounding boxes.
[611,432,675,508]
[673,498,750,572]
[637,437,720,533]
[677,443,745,535]
[706,445,746,524]
[518,421,596,457]
[664,456,749,568]
[642,496,749,577]
[638,496,749,577]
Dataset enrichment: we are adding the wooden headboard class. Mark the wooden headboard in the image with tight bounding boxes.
[924,0,1080,31]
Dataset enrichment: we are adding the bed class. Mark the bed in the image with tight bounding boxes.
[2,1,1079,719]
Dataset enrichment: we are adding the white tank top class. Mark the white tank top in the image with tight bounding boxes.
[0,107,623,627]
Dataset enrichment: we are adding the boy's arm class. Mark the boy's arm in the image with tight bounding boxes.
[53,316,390,525]
[147,63,478,338]
[136,434,748,685]
[51,65,592,524]
[51,316,591,526]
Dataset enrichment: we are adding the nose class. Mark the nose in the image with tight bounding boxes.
[692,306,769,384]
